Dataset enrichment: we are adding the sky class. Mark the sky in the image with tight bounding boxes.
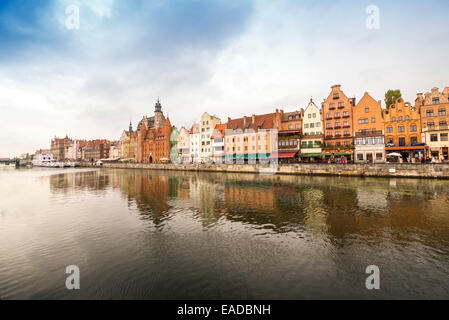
[0,0,448,157]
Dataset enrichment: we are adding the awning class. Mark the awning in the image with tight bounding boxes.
[299,153,324,158]
[269,152,297,159]
[385,146,428,151]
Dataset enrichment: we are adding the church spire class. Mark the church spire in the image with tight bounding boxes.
[129,121,133,132]
[155,97,162,113]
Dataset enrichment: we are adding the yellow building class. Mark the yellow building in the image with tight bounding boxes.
[120,122,137,162]
[417,87,449,162]
[199,112,221,162]
[384,98,425,162]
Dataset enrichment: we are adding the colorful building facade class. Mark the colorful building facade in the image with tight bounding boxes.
[300,99,324,160]
[384,97,425,162]
[137,99,173,164]
[322,85,356,161]
[418,87,449,161]
[353,92,385,163]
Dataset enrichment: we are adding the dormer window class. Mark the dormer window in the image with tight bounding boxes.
[432,97,440,105]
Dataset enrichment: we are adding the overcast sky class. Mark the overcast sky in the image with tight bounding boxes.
[0,0,448,157]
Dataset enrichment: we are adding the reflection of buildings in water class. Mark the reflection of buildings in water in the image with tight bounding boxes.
[49,170,111,193]
[356,190,388,213]
[225,183,276,212]
[188,177,223,226]
[301,188,327,234]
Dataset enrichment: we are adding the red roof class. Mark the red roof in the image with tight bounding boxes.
[211,124,226,138]
[227,112,279,131]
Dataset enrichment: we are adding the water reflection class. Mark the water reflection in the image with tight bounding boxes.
[1,168,448,299]
[48,169,449,242]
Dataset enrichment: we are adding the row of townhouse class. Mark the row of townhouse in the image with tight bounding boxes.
[47,85,447,165]
[175,84,449,164]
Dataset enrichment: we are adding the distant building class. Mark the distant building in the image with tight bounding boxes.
[170,127,179,163]
[353,92,385,163]
[137,99,173,164]
[211,124,226,163]
[225,110,281,163]
[418,87,449,161]
[189,123,201,163]
[109,141,122,160]
[199,112,221,162]
[120,122,137,162]
[51,136,73,160]
[178,127,191,164]
[84,140,110,162]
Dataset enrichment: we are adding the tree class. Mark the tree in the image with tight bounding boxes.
[385,89,402,109]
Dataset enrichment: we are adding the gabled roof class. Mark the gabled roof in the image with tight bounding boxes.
[211,124,226,138]
[190,123,200,134]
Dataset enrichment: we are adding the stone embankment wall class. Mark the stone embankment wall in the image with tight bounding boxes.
[78,162,449,179]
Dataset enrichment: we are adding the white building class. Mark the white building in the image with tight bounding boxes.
[301,99,324,160]
[178,127,191,163]
[199,112,221,163]
[189,123,201,163]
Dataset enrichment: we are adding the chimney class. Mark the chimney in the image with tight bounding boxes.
[252,114,256,123]
[243,116,247,126]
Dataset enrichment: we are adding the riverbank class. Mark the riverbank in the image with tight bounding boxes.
[79,162,449,179]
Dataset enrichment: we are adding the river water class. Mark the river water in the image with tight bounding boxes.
[0,167,448,299]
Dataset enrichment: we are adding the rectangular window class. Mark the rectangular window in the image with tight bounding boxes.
[386,127,393,133]
[398,126,405,133]
[358,119,369,124]
[426,110,434,117]
[371,117,376,123]
[410,125,417,132]
[411,137,418,145]
[365,108,369,113]
[438,109,446,116]
[357,153,364,161]
[441,133,448,141]
[430,134,438,142]
[376,153,383,161]
[432,97,440,105]
[399,138,406,146]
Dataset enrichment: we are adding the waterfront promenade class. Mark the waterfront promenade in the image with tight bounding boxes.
[79,162,449,179]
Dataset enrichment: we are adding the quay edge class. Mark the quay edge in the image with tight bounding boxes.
[77,163,449,180]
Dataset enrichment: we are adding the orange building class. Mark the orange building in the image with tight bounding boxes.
[322,85,356,160]
[224,110,282,163]
[137,99,173,164]
[353,92,385,163]
[384,97,425,162]
[417,87,449,161]
[279,109,303,162]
